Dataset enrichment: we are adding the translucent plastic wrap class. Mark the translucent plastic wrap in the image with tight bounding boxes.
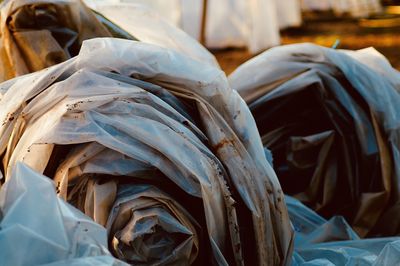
[80,181,200,265]
[0,0,218,83]
[288,195,400,265]
[0,162,127,266]
[0,0,111,81]
[229,43,400,238]
[0,38,293,265]
[83,0,219,67]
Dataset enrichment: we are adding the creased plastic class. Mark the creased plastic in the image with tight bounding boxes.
[0,38,293,265]
[0,0,111,82]
[229,43,400,238]
[0,162,128,266]
[0,0,218,83]
[83,0,219,67]
[288,195,400,265]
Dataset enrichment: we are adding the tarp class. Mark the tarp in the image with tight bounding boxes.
[0,162,128,266]
[0,38,294,265]
[229,43,400,238]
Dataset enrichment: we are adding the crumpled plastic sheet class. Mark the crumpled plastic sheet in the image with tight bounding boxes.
[83,0,219,67]
[0,162,128,266]
[229,43,400,238]
[287,196,400,266]
[73,179,200,265]
[286,196,360,246]
[0,38,293,265]
[0,0,111,82]
[0,0,219,83]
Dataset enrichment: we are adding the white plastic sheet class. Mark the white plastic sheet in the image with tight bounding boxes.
[84,0,219,67]
[182,0,300,53]
[0,38,294,265]
[0,162,127,266]
[107,0,301,53]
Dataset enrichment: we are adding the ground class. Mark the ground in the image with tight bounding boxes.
[213,11,400,74]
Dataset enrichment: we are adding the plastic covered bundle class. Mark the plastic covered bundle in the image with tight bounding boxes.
[229,43,400,238]
[0,0,112,81]
[0,38,293,265]
[0,162,128,266]
[74,180,200,265]
[0,0,219,83]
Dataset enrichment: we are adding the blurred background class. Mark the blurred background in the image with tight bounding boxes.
[86,0,400,74]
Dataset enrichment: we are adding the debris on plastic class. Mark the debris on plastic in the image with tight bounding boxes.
[0,38,293,265]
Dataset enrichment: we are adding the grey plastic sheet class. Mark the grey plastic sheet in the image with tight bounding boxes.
[229,43,400,238]
[0,162,128,266]
[0,38,293,265]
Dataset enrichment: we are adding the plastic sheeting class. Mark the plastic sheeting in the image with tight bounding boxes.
[0,0,112,82]
[0,0,219,83]
[287,195,400,265]
[182,0,301,53]
[112,0,301,53]
[83,0,219,67]
[75,180,200,265]
[0,38,293,265]
[229,43,400,238]
[0,162,128,266]
[182,0,281,53]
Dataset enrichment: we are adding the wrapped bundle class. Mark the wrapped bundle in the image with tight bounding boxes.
[0,0,112,81]
[0,38,293,265]
[0,0,218,83]
[77,180,200,265]
[229,43,400,237]
[0,162,127,266]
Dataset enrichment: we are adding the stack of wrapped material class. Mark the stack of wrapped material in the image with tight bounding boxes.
[0,38,293,265]
[229,43,400,239]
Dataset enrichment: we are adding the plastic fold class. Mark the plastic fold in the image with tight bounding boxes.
[0,38,293,266]
[229,43,400,266]
[0,162,128,266]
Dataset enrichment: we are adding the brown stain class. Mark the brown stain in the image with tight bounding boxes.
[213,138,234,152]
